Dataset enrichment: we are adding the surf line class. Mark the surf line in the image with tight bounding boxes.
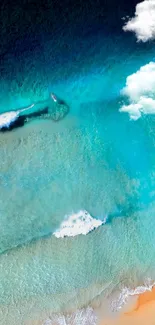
[0,104,34,130]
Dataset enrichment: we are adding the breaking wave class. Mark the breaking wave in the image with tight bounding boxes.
[112,279,155,311]
[43,307,97,325]
[53,210,106,238]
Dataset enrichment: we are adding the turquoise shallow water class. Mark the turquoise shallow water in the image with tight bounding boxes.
[1,33,155,324]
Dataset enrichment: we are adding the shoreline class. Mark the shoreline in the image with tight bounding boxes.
[1,283,155,325]
[20,284,155,325]
[99,286,155,325]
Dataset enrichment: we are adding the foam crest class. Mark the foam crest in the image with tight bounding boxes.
[53,210,105,238]
[122,0,155,42]
[112,279,155,311]
[0,104,34,129]
[119,62,155,120]
[43,307,97,325]
[0,111,19,129]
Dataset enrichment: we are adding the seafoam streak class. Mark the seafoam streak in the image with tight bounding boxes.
[0,104,34,129]
[112,279,155,311]
[43,307,97,325]
[119,62,155,120]
[53,210,106,238]
[122,0,155,42]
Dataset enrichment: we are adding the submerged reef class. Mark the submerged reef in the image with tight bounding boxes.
[48,93,70,122]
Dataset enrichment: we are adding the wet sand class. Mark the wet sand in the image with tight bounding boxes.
[100,286,155,325]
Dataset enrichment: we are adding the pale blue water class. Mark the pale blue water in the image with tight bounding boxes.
[1,31,155,324]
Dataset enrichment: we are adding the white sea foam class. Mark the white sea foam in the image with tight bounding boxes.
[122,0,155,42]
[53,210,106,238]
[0,104,34,129]
[43,307,97,325]
[119,62,155,120]
[112,279,155,311]
[0,111,19,129]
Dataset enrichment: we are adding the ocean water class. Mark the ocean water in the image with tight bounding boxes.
[1,0,155,324]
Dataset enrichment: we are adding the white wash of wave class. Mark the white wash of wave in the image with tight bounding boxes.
[43,307,97,325]
[112,279,155,311]
[0,104,34,129]
[122,0,155,42]
[53,210,106,238]
[119,62,155,120]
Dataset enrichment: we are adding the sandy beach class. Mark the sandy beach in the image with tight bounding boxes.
[100,287,155,325]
